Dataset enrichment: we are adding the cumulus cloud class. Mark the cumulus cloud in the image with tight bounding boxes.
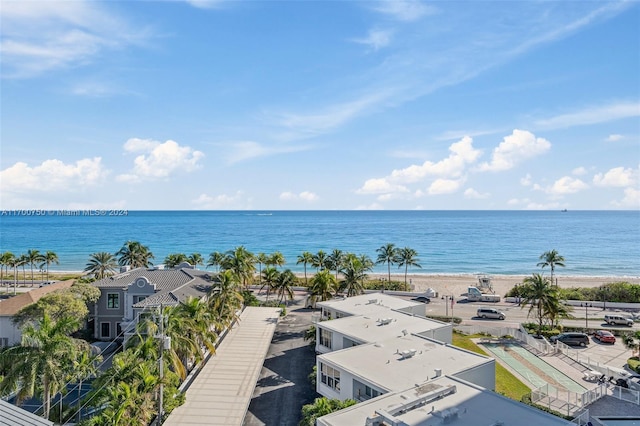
[279,191,319,202]
[356,178,409,195]
[613,187,640,208]
[605,134,624,142]
[192,191,252,209]
[547,176,589,195]
[593,166,637,187]
[478,129,551,172]
[0,157,108,193]
[428,178,463,195]
[117,138,204,183]
[572,167,587,176]
[352,29,393,50]
[464,188,490,199]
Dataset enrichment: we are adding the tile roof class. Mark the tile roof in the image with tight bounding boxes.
[0,399,54,426]
[0,280,75,317]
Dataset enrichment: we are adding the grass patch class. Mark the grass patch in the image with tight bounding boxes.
[452,332,531,401]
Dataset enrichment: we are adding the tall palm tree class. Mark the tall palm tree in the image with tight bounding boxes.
[116,240,154,268]
[537,249,565,286]
[26,249,44,286]
[340,254,367,297]
[312,250,329,272]
[207,251,225,272]
[1,251,15,293]
[297,251,314,287]
[67,349,101,424]
[41,251,59,283]
[396,247,422,289]
[376,243,398,286]
[309,270,337,302]
[327,249,344,282]
[0,314,81,419]
[256,252,269,285]
[177,296,218,356]
[84,252,118,279]
[208,270,244,328]
[18,254,28,285]
[187,253,204,268]
[221,246,255,287]
[164,253,187,268]
[269,251,286,270]
[260,266,279,301]
[274,269,296,305]
[519,273,560,337]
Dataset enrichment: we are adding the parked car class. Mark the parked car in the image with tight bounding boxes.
[411,296,431,304]
[476,308,505,320]
[593,330,616,344]
[604,314,634,327]
[626,376,640,392]
[550,332,590,347]
[39,280,57,287]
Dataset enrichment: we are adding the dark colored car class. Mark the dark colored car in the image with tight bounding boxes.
[593,330,616,344]
[550,332,590,347]
[411,296,431,304]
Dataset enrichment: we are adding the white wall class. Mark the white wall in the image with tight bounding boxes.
[0,316,21,346]
[452,361,496,391]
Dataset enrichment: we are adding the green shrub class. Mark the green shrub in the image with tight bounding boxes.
[426,315,462,324]
[363,279,409,291]
[628,357,640,373]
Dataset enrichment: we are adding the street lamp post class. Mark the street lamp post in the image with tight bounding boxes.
[585,304,588,329]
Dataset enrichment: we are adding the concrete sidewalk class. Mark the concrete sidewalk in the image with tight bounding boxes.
[164,307,281,426]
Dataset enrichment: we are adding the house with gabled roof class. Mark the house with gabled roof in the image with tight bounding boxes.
[89,263,212,342]
[0,280,75,347]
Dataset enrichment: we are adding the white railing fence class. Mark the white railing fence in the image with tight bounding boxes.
[531,383,608,418]
[571,409,590,425]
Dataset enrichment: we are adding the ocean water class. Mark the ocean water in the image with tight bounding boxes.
[0,210,639,277]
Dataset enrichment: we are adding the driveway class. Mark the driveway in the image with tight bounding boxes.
[244,302,319,426]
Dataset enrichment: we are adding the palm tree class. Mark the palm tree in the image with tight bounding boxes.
[269,251,286,270]
[309,270,337,302]
[519,273,560,337]
[18,254,28,285]
[208,270,244,328]
[260,266,279,300]
[164,253,187,268]
[176,296,218,356]
[187,253,203,268]
[67,349,101,424]
[537,250,565,286]
[116,240,154,268]
[396,247,422,289]
[1,251,15,293]
[327,249,344,282]
[376,243,398,286]
[0,313,81,419]
[297,251,314,286]
[84,252,118,279]
[340,254,368,297]
[256,253,269,285]
[207,251,225,272]
[221,246,255,287]
[312,250,329,272]
[41,251,59,283]
[26,249,44,286]
[274,269,296,305]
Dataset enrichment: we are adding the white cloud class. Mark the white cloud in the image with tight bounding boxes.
[605,134,624,142]
[534,101,640,130]
[613,187,640,208]
[192,191,252,209]
[593,166,637,187]
[464,188,490,199]
[279,191,319,202]
[352,29,393,50]
[428,178,462,195]
[547,176,589,195]
[355,202,385,210]
[520,174,532,186]
[372,0,437,22]
[356,178,409,195]
[478,129,551,172]
[572,167,587,176]
[117,138,204,183]
[221,140,310,164]
[0,157,108,193]
[524,201,562,210]
[0,1,149,78]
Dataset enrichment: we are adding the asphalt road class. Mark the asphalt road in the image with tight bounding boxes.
[244,301,319,426]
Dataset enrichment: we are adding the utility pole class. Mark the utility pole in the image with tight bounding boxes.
[585,304,588,329]
[157,305,165,425]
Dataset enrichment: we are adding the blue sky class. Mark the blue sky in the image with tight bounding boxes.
[1,0,639,210]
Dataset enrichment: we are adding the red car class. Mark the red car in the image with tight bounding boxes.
[594,330,616,344]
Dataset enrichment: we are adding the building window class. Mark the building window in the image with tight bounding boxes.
[107,293,120,309]
[0,338,8,348]
[320,363,340,392]
[365,385,380,399]
[320,329,332,349]
[133,295,147,304]
[100,322,111,338]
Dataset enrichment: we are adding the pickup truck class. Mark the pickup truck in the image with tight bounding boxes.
[462,286,501,302]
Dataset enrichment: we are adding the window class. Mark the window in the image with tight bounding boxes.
[100,322,111,338]
[320,363,340,392]
[320,329,332,349]
[133,295,147,304]
[0,338,8,348]
[365,385,380,399]
[107,293,120,309]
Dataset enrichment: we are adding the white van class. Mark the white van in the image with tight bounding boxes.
[604,314,633,326]
[476,308,505,320]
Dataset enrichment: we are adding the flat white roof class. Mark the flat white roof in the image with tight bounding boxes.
[317,376,572,426]
[318,309,447,344]
[318,334,491,392]
[317,292,422,316]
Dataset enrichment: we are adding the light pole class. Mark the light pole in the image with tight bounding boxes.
[585,304,588,329]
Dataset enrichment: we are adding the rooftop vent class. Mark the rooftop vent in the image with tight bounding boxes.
[378,318,393,325]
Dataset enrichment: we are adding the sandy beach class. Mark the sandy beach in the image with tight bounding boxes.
[369,273,640,299]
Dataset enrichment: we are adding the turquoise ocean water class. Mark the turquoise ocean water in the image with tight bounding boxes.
[0,210,639,277]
